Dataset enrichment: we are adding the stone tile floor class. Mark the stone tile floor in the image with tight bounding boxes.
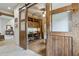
[0,40,40,56]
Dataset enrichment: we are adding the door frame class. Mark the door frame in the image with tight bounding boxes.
[19,3,50,55]
[25,3,45,52]
[46,3,79,56]
[19,3,31,49]
[19,3,38,49]
[19,4,27,49]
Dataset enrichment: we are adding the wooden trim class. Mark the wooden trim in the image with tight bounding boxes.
[46,3,52,56]
[19,8,21,48]
[24,6,28,50]
[19,3,38,50]
[27,3,37,8]
[0,12,14,17]
[19,4,29,50]
[46,3,51,36]
[51,3,79,14]
[19,3,30,11]
[71,3,79,13]
[51,5,71,14]
[50,32,72,37]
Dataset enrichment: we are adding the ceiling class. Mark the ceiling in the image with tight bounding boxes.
[0,3,72,17]
[28,3,46,19]
[0,3,18,14]
[28,3,72,19]
[52,3,72,10]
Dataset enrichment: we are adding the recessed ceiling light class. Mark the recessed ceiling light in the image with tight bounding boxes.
[43,14,45,17]
[8,7,11,10]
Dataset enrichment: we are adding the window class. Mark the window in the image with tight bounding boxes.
[52,12,70,32]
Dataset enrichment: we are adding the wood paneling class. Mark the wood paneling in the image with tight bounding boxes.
[20,31,27,49]
[46,3,74,56]
[50,32,72,36]
[47,32,73,56]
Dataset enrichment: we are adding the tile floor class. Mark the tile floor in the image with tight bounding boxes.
[0,40,40,56]
[29,39,46,56]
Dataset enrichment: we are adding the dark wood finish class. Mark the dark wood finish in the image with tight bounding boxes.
[39,19,43,39]
[0,35,4,41]
[27,3,37,8]
[19,31,26,49]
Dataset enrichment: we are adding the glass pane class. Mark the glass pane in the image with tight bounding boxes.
[21,10,25,20]
[21,21,25,31]
[52,12,70,32]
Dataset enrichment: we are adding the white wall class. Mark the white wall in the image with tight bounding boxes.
[52,12,69,32]
[0,17,14,35]
[14,4,25,45]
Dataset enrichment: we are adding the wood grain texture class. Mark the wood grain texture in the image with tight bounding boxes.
[46,3,74,56]
[20,31,27,49]
[19,4,27,50]
[52,3,78,14]
[47,32,73,56]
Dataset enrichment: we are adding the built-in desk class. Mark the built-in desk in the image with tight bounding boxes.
[0,35,4,41]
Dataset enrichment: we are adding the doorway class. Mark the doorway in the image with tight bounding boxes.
[19,3,47,55]
[27,3,46,56]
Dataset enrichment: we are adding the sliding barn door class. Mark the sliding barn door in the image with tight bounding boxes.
[46,3,73,56]
[19,8,27,49]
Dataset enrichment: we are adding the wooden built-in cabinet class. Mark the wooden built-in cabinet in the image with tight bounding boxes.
[28,17,40,28]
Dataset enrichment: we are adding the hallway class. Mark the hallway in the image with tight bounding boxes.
[0,40,40,56]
